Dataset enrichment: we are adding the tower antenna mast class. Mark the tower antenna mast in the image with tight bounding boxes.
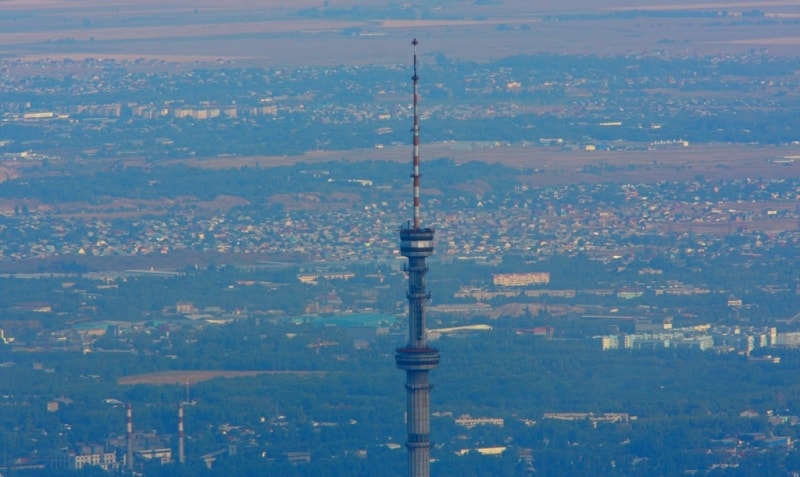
[411,38,421,229]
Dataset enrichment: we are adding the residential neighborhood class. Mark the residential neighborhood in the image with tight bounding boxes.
[2,31,800,476]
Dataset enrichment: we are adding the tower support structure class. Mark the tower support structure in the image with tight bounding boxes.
[395,38,439,477]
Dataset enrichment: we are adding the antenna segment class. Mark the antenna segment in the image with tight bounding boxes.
[411,38,421,229]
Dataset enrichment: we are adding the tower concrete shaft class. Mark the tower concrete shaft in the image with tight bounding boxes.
[396,38,439,477]
[178,404,185,464]
[126,403,134,472]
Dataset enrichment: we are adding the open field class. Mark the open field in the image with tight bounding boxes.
[169,142,800,186]
[117,369,326,386]
[2,0,800,66]
[0,249,304,274]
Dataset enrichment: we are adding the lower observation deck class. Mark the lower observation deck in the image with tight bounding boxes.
[396,347,440,370]
[400,227,434,257]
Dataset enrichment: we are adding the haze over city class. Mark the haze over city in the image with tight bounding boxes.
[1,1,800,476]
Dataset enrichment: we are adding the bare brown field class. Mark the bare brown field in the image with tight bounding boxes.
[0,0,363,8]
[2,0,800,66]
[718,37,800,46]
[117,370,326,386]
[0,20,362,47]
[50,195,249,219]
[0,248,304,274]
[167,143,800,185]
[648,218,800,235]
[608,1,800,11]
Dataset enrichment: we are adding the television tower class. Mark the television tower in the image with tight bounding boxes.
[396,38,439,477]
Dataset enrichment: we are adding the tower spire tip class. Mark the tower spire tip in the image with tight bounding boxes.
[411,37,421,229]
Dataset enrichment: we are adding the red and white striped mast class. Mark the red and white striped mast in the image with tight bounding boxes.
[411,38,421,230]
